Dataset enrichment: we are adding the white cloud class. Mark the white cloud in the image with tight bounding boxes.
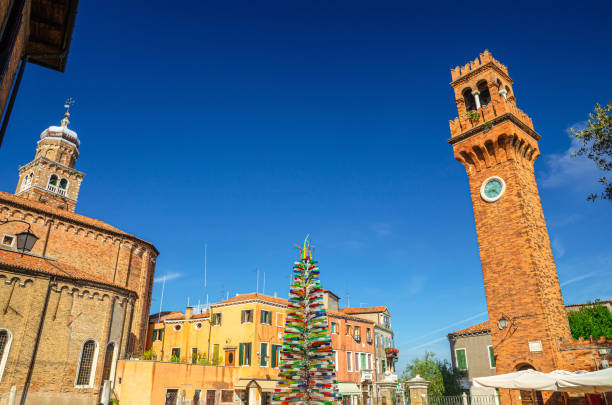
[154,272,182,283]
[404,275,427,296]
[402,337,448,353]
[403,311,488,344]
[370,222,392,237]
[539,137,598,189]
[560,272,597,287]
[552,238,566,258]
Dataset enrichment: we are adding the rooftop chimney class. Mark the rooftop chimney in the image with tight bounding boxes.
[185,306,193,319]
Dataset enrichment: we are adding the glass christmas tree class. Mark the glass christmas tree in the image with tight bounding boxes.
[274,238,337,405]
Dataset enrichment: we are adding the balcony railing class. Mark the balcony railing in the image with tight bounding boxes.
[360,369,373,382]
[353,335,361,343]
[366,336,372,344]
[47,184,67,196]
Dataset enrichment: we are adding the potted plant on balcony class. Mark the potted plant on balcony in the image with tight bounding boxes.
[385,348,399,358]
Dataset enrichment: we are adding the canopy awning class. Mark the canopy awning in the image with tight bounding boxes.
[473,369,612,393]
[557,368,612,393]
[473,370,560,391]
[234,379,279,392]
[337,382,362,395]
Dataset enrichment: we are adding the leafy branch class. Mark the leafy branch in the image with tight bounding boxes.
[570,102,612,202]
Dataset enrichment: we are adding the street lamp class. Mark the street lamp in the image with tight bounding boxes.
[0,219,39,253]
[497,316,509,330]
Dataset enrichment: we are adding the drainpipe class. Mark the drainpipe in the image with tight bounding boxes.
[20,276,56,405]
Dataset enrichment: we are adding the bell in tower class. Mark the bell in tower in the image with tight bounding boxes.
[15,99,85,212]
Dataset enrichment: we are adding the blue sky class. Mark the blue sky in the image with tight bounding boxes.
[1,1,611,371]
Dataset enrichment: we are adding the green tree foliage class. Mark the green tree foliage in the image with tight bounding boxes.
[568,300,612,340]
[401,352,466,397]
[570,102,612,202]
[401,352,444,397]
[438,360,466,396]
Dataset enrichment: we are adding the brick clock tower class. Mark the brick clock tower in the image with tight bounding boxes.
[447,52,572,379]
[14,103,84,212]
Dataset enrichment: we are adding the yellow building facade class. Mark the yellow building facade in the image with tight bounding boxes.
[142,292,392,405]
[147,294,288,405]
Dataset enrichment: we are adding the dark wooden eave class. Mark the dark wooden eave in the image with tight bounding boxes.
[26,0,79,72]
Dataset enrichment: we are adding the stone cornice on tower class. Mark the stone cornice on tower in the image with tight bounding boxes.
[450,50,512,84]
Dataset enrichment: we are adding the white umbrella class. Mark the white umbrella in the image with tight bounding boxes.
[473,369,560,391]
[557,368,612,393]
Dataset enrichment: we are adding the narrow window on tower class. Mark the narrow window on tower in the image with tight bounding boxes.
[477,80,491,106]
[48,174,58,187]
[463,88,476,112]
[60,178,68,190]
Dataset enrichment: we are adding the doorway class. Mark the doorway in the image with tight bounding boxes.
[225,349,236,366]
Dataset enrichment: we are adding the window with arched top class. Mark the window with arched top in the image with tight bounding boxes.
[463,88,476,112]
[477,81,491,106]
[49,174,58,186]
[75,339,98,387]
[59,179,68,190]
[0,329,12,382]
[20,173,33,191]
[101,342,118,383]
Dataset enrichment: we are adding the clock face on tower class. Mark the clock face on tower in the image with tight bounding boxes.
[480,176,506,202]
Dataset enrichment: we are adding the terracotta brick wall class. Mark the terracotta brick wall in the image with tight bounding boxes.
[0,197,157,350]
[0,270,132,404]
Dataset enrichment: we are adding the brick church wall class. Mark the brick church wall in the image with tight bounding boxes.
[0,269,133,404]
[0,194,157,351]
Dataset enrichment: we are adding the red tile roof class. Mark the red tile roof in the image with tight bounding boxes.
[0,248,134,293]
[328,309,374,324]
[340,306,388,315]
[0,191,157,253]
[212,293,289,307]
[449,320,491,336]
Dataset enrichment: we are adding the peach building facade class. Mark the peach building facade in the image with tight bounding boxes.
[139,292,395,405]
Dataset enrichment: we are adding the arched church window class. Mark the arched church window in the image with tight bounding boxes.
[101,342,117,382]
[0,329,12,382]
[49,174,58,186]
[477,81,491,106]
[463,88,476,112]
[59,179,68,190]
[75,339,98,387]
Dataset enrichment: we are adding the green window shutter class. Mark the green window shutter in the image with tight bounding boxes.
[361,353,366,370]
[239,343,244,366]
[246,343,252,365]
[271,345,279,367]
[152,330,157,341]
[456,349,467,370]
[260,343,268,367]
[489,346,496,368]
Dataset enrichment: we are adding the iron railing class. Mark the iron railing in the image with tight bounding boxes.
[427,394,497,405]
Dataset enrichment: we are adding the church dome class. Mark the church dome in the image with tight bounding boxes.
[40,111,80,147]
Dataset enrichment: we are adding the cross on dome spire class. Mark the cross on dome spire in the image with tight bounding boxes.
[61,97,75,127]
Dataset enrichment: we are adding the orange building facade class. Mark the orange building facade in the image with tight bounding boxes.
[139,292,398,405]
